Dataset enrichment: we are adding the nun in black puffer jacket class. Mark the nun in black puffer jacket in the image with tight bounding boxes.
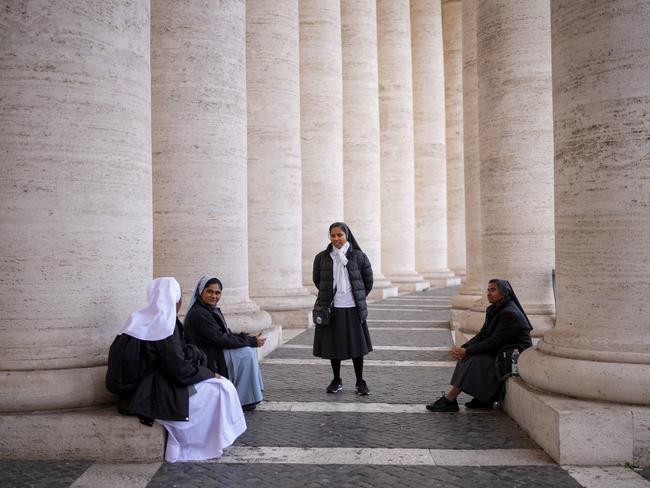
[312,222,374,396]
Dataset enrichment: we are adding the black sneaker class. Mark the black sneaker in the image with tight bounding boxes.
[465,398,493,409]
[326,378,342,393]
[425,393,459,412]
[355,380,369,396]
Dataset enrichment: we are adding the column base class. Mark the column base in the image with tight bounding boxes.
[219,305,272,334]
[254,325,283,359]
[385,272,430,293]
[252,291,314,329]
[367,284,400,300]
[504,377,650,466]
[426,276,462,288]
[0,406,165,462]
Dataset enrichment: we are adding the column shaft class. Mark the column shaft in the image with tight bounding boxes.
[247,0,313,326]
[377,0,428,292]
[341,0,397,299]
[0,1,152,411]
[476,0,556,336]
[442,0,466,278]
[151,1,270,332]
[521,0,650,405]
[300,0,344,287]
[411,0,458,288]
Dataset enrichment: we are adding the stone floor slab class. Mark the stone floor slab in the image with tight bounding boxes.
[287,328,453,347]
[0,460,92,488]
[269,346,453,362]
[69,462,161,488]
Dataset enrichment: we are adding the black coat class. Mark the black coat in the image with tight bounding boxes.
[184,300,258,379]
[118,320,214,421]
[313,245,373,320]
[463,299,533,357]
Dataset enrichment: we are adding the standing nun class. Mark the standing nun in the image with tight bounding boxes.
[117,277,247,462]
[426,279,533,412]
[313,222,374,395]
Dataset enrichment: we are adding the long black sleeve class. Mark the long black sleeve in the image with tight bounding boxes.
[464,312,523,356]
[185,306,257,349]
[153,327,214,386]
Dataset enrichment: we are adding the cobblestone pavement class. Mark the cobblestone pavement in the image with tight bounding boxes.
[1,286,648,487]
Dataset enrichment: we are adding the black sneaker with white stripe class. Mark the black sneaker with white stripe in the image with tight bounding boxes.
[326,378,342,393]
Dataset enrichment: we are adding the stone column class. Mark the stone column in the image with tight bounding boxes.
[341,0,398,299]
[411,0,459,288]
[442,0,466,279]
[377,0,429,292]
[521,0,650,406]
[0,1,151,412]
[300,0,344,288]
[475,0,555,336]
[451,0,484,333]
[247,0,313,327]
[151,1,271,335]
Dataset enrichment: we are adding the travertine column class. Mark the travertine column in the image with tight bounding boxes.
[377,0,429,292]
[452,0,484,332]
[247,0,313,327]
[521,0,650,405]
[442,0,466,278]
[475,0,555,336]
[300,0,344,287]
[341,0,398,299]
[0,1,151,411]
[152,1,270,333]
[411,0,459,288]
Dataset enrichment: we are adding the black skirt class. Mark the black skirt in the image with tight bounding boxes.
[313,307,373,360]
[450,354,500,403]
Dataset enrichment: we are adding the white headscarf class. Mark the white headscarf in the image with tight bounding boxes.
[330,241,351,295]
[120,277,181,341]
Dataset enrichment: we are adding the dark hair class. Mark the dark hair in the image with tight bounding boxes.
[329,222,347,235]
[204,277,223,290]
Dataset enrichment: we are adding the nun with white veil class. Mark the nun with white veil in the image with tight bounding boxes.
[117,277,246,462]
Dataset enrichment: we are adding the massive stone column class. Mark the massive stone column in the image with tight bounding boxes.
[508,1,650,466]
[300,0,344,288]
[475,0,555,336]
[411,0,459,288]
[247,0,313,327]
[377,0,428,292]
[521,0,650,406]
[442,0,466,278]
[0,1,151,412]
[341,0,398,299]
[152,1,271,334]
[451,0,484,333]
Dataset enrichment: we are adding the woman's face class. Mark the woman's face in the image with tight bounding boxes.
[329,226,348,249]
[201,283,222,306]
[486,282,504,304]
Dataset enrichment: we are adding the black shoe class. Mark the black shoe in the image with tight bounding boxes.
[242,403,257,411]
[326,378,342,393]
[355,380,369,396]
[465,398,493,409]
[425,393,459,412]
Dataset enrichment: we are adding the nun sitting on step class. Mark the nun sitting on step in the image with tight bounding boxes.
[426,279,533,412]
[184,276,265,411]
[117,277,246,462]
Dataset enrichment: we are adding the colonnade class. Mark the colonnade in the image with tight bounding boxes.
[1,0,649,465]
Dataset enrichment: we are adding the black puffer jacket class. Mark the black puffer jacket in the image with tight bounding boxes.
[313,244,373,320]
[463,298,533,357]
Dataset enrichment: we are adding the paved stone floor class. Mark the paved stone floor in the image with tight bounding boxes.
[1,287,648,487]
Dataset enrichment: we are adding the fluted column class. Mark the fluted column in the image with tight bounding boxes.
[247,0,313,327]
[152,1,270,333]
[475,0,555,337]
[341,0,398,299]
[442,0,466,278]
[411,0,459,288]
[452,0,484,331]
[521,0,650,405]
[377,0,429,292]
[0,1,151,411]
[300,0,344,287]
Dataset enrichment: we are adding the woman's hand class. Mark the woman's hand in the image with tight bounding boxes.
[451,346,467,361]
[255,332,266,347]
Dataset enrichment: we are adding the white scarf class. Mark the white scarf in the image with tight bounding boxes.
[330,241,351,295]
[120,277,180,341]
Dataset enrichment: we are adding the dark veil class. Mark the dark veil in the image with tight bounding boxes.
[329,222,363,252]
[490,279,533,330]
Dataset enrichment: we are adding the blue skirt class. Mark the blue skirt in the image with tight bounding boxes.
[223,347,264,406]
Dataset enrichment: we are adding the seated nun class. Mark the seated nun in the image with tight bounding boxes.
[426,279,533,412]
[117,277,246,462]
[184,276,265,411]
